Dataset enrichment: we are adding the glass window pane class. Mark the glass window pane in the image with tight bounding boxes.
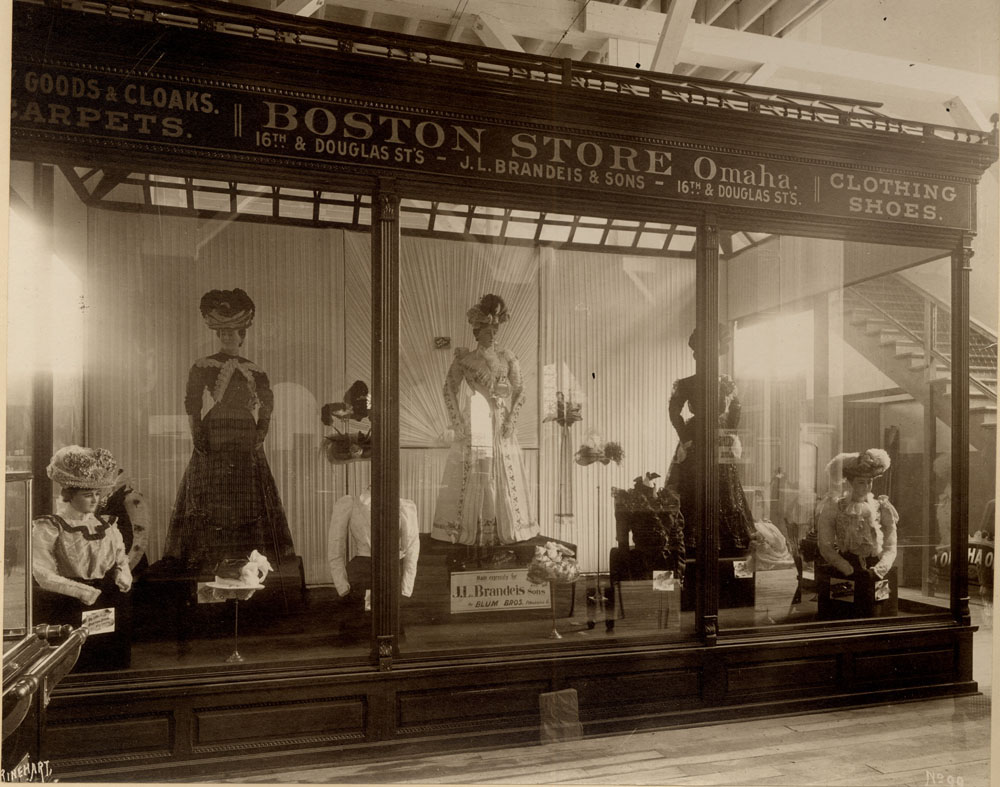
[717,233,962,630]
[9,164,376,672]
[398,205,698,654]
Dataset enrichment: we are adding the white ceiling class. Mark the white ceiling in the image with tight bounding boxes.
[223,0,999,131]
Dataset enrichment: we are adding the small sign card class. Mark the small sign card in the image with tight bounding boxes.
[450,568,551,614]
[652,570,675,591]
[81,607,115,635]
[733,560,754,579]
[874,579,890,601]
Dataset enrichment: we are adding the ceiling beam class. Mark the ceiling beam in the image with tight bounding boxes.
[322,0,604,49]
[274,0,324,16]
[472,12,525,52]
[714,0,775,31]
[763,0,825,36]
[680,23,999,103]
[701,0,737,25]
[584,5,998,103]
[944,96,992,132]
[650,0,697,73]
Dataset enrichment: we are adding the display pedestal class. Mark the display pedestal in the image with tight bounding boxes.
[816,564,898,620]
[137,555,306,644]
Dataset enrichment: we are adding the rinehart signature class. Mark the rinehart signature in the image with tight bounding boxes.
[1,759,58,782]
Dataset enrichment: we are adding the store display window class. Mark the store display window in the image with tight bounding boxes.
[7,163,380,671]
[5,160,987,672]
[714,234,973,629]
[394,207,699,652]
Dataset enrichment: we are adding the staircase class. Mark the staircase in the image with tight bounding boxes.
[842,273,997,455]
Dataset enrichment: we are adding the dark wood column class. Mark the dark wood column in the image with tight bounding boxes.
[950,236,973,626]
[695,217,720,643]
[31,163,55,518]
[371,178,401,668]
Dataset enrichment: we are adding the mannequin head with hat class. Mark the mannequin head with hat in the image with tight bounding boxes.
[47,445,119,515]
[200,288,255,355]
[833,448,892,503]
[466,293,508,349]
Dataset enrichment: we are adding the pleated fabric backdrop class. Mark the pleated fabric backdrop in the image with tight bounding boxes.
[85,212,347,584]
[84,212,696,581]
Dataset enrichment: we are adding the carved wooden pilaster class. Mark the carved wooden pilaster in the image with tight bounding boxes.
[695,217,720,644]
[950,237,973,627]
[32,163,55,518]
[371,179,401,665]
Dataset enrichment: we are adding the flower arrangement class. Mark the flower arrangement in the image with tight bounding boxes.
[321,380,372,464]
[526,541,580,585]
[611,473,686,573]
[575,439,624,466]
[543,391,583,427]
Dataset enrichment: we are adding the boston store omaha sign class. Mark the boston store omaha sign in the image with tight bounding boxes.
[11,64,974,229]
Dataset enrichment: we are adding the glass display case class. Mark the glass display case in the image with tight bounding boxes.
[5,0,995,778]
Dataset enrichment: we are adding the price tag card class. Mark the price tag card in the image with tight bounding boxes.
[733,560,754,579]
[81,607,115,635]
[652,570,675,591]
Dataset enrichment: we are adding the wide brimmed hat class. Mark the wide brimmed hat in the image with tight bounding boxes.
[467,293,509,329]
[200,288,255,330]
[841,448,892,480]
[47,445,119,491]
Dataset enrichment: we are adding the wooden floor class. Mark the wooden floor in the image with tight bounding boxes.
[214,601,995,787]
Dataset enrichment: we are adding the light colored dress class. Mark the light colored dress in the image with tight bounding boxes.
[432,346,539,546]
[817,492,899,578]
[32,502,132,605]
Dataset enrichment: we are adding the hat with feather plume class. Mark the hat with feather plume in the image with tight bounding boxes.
[467,293,509,330]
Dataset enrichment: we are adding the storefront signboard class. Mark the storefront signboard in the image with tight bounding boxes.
[9,64,974,229]
[450,568,551,614]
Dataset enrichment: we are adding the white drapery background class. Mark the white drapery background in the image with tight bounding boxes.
[84,212,696,581]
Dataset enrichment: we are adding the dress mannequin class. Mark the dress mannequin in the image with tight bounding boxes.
[664,327,756,556]
[432,293,539,549]
[162,288,295,570]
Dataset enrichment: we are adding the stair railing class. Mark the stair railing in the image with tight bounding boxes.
[848,287,996,401]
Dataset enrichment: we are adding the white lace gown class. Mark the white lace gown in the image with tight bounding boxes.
[431,346,539,546]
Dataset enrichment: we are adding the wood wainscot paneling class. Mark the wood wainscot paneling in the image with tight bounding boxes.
[726,657,839,698]
[853,648,957,687]
[193,696,366,751]
[574,667,702,716]
[45,712,173,767]
[396,680,549,734]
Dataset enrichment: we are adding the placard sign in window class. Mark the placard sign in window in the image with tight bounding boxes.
[450,569,551,614]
